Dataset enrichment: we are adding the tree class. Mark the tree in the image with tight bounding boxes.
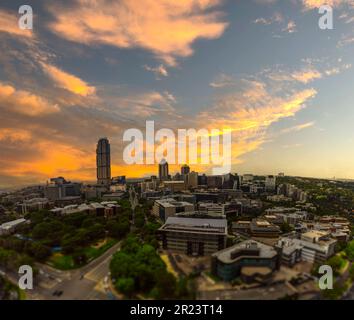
[116,277,135,298]
[107,220,130,239]
[110,236,175,298]
[24,242,51,261]
[349,264,354,281]
[86,223,105,241]
[345,241,354,261]
[153,272,177,299]
[326,255,344,276]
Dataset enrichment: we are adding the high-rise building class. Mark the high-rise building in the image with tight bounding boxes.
[96,138,111,186]
[181,164,190,175]
[158,159,169,181]
[186,171,198,188]
[265,175,276,192]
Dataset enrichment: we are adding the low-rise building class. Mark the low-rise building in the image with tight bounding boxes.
[17,198,49,214]
[232,220,251,235]
[211,240,280,282]
[161,181,186,192]
[250,219,281,238]
[197,202,226,218]
[50,202,121,217]
[280,231,337,264]
[276,239,303,267]
[0,218,27,236]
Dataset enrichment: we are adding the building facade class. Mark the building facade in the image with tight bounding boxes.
[211,240,280,282]
[159,159,169,181]
[159,217,228,256]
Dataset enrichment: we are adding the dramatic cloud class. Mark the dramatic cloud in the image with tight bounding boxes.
[198,79,317,163]
[266,67,322,84]
[0,128,32,143]
[40,62,96,97]
[291,69,322,83]
[47,0,228,66]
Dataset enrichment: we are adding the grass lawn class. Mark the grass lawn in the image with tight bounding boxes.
[48,253,75,270]
[18,289,27,300]
[48,238,117,270]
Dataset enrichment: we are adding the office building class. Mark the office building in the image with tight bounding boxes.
[96,137,111,186]
[162,181,186,192]
[280,231,337,264]
[197,202,226,217]
[186,171,198,188]
[159,217,228,256]
[159,159,169,181]
[45,177,81,201]
[276,239,303,267]
[211,240,279,282]
[250,219,281,238]
[265,175,276,192]
[181,164,190,175]
[153,198,194,221]
[232,219,280,238]
[17,198,49,214]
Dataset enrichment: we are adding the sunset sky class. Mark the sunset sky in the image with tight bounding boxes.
[1,0,354,188]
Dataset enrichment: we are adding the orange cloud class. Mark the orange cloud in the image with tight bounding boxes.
[0,82,59,116]
[198,80,317,165]
[41,63,96,97]
[0,128,32,142]
[291,69,322,83]
[1,139,95,181]
[47,0,228,66]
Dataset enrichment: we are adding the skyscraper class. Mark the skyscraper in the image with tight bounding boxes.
[96,137,111,186]
[159,159,169,181]
[181,164,190,175]
[265,175,276,192]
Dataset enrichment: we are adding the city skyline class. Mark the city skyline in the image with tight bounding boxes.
[2,1,354,188]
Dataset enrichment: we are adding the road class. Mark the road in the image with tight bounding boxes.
[3,241,121,300]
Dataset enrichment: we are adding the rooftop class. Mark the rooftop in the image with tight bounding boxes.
[213,240,277,264]
[160,217,227,235]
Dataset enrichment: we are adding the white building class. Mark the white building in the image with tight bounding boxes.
[280,231,337,264]
[0,218,27,235]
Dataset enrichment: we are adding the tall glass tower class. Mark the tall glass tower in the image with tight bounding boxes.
[96,137,111,186]
[158,159,169,181]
